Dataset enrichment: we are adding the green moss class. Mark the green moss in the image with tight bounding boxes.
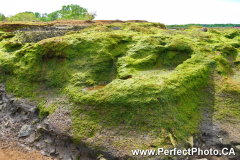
[36,100,50,118]
[212,55,233,76]
[224,29,240,39]
[214,76,240,122]
[208,28,221,35]
[3,41,22,52]
[214,43,238,59]
[103,22,166,31]
[70,54,216,145]
[75,155,80,160]
[0,24,240,154]
[36,100,60,118]
[5,76,40,98]
[0,33,15,39]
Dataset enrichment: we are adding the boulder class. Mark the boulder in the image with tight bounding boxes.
[49,148,56,155]
[111,27,121,30]
[18,125,33,137]
[198,27,207,32]
[12,99,37,113]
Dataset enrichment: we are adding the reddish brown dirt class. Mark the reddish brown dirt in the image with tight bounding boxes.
[0,139,54,160]
[87,85,107,91]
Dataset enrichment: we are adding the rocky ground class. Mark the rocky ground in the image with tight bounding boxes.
[13,25,87,43]
[188,107,240,160]
[0,84,111,160]
[0,139,53,160]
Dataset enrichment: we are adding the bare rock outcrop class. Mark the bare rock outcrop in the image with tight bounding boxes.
[198,27,208,32]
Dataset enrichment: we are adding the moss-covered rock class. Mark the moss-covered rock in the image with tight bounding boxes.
[1,23,240,158]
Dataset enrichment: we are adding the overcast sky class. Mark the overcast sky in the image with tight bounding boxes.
[1,0,240,25]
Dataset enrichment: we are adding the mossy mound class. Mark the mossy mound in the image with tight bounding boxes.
[1,24,240,157]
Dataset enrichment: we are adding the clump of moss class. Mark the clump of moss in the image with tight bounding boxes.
[36,100,59,118]
[70,72,96,86]
[36,100,50,118]
[3,41,22,52]
[224,29,239,39]
[213,74,240,122]
[82,24,112,33]
[208,28,221,34]
[214,43,238,59]
[104,22,166,30]
[1,33,15,39]
[129,24,153,34]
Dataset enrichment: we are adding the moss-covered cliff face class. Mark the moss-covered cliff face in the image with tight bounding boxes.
[0,23,240,158]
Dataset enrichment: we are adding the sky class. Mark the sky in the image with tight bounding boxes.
[1,0,240,25]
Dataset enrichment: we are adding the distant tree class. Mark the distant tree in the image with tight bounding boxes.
[59,5,69,19]
[39,13,48,22]
[0,13,6,21]
[47,11,59,21]
[7,12,36,21]
[58,4,89,20]
[3,4,96,22]
[24,11,35,14]
[34,12,41,21]
[83,12,97,20]
[89,11,97,20]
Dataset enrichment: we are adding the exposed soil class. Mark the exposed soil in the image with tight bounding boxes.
[87,85,107,91]
[12,25,87,43]
[0,139,53,160]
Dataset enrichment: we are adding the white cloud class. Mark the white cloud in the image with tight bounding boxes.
[0,0,240,24]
